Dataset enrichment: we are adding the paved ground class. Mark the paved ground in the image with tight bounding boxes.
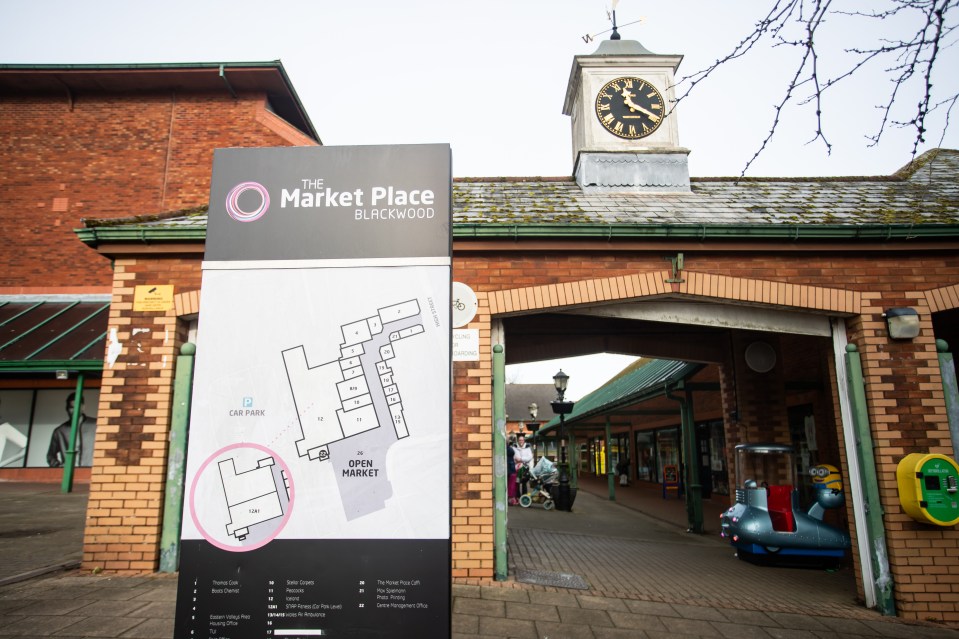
[0,478,957,638]
[0,482,88,585]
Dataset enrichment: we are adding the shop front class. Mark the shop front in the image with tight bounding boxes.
[0,296,107,484]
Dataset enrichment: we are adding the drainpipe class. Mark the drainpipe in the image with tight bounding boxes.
[492,343,508,581]
[831,319,878,610]
[159,342,196,573]
[61,373,86,494]
[937,340,959,455]
[844,342,896,615]
[605,417,615,500]
[665,381,703,533]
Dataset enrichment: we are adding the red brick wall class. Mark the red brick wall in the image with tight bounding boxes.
[83,254,202,573]
[90,244,959,620]
[0,90,315,289]
[450,248,958,621]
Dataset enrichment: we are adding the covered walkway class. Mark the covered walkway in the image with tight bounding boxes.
[506,478,865,618]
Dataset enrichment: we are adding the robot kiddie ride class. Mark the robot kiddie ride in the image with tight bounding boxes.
[720,444,850,564]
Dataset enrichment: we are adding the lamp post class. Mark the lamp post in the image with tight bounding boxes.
[550,370,575,512]
[525,403,539,466]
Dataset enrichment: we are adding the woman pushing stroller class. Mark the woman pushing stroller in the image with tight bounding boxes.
[512,434,534,501]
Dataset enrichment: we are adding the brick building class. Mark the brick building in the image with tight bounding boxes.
[8,40,959,624]
[0,62,319,481]
[79,146,959,621]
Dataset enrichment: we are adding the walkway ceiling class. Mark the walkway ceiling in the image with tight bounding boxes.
[503,313,731,366]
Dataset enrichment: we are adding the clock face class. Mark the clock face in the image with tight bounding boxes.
[595,76,665,139]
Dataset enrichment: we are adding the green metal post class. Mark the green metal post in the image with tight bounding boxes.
[681,386,703,533]
[570,430,578,490]
[160,342,196,573]
[61,373,85,494]
[666,382,702,533]
[846,344,896,616]
[492,344,508,581]
[606,418,615,500]
[937,340,959,455]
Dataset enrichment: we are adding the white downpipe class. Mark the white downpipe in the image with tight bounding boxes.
[831,318,876,608]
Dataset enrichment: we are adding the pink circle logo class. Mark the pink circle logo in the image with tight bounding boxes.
[225,181,270,222]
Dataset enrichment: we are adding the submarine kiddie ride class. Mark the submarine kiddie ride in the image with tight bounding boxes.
[720,443,851,564]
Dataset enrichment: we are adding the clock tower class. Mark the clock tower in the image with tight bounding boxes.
[563,37,690,192]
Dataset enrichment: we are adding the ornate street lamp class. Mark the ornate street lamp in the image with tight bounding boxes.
[525,403,539,465]
[550,369,575,511]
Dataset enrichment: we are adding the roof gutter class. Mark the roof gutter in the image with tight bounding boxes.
[0,61,321,143]
[0,360,103,373]
[76,222,959,248]
[454,223,959,241]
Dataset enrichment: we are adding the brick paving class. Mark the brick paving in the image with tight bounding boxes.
[506,487,864,617]
[0,479,957,637]
[0,482,87,585]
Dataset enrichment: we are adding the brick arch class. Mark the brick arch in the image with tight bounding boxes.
[486,270,862,316]
[924,283,959,313]
[173,289,201,317]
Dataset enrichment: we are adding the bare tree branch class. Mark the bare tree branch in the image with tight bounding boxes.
[673,0,959,175]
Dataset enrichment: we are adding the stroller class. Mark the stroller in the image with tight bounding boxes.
[519,457,559,510]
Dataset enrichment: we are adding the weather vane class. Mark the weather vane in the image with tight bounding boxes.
[582,1,645,43]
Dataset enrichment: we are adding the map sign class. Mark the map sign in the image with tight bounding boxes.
[175,145,452,639]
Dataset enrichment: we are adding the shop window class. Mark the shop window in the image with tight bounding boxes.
[789,404,816,505]
[709,421,729,496]
[656,429,679,484]
[0,389,100,468]
[635,431,655,482]
[594,438,606,475]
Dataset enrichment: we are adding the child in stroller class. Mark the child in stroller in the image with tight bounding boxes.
[518,457,559,510]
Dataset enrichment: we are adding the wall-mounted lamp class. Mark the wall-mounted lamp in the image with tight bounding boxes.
[884,307,921,340]
[55,370,69,380]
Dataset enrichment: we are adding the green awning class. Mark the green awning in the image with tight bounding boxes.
[0,296,109,373]
[539,358,703,434]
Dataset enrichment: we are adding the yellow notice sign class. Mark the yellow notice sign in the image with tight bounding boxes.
[133,285,174,312]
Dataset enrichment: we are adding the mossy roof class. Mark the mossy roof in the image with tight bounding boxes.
[79,148,959,237]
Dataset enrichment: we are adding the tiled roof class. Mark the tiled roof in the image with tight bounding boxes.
[79,148,959,236]
[453,149,959,226]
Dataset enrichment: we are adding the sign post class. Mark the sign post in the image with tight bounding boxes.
[174,145,452,638]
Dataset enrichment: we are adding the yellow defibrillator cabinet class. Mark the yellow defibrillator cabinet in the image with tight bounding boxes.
[896,453,959,526]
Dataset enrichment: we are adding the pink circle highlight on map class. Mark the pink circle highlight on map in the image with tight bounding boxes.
[189,442,294,552]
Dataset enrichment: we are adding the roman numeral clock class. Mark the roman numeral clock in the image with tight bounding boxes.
[563,38,689,192]
[595,76,665,139]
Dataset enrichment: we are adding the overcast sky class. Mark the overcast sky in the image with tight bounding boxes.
[4,0,956,392]
[2,0,956,179]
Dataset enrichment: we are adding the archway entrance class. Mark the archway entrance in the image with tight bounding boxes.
[498,295,858,606]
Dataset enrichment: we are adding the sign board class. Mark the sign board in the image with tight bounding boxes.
[662,464,680,499]
[174,145,452,639]
[452,329,479,361]
[451,282,477,328]
[132,284,174,311]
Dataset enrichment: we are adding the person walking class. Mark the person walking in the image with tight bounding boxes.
[513,434,534,497]
[507,435,518,505]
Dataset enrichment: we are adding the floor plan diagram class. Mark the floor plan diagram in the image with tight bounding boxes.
[219,455,289,542]
[189,444,294,551]
[282,300,425,520]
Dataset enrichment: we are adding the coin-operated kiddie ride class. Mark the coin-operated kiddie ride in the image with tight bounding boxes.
[720,444,851,564]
